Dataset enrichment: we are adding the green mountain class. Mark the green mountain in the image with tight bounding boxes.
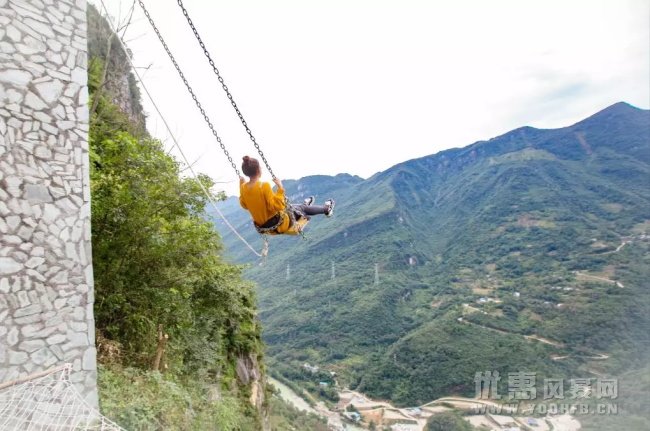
[213,102,650,428]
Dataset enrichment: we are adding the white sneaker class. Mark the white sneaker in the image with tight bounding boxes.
[303,196,315,206]
[324,199,335,217]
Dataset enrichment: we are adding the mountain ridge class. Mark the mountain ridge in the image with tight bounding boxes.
[221,101,646,200]
[211,101,650,429]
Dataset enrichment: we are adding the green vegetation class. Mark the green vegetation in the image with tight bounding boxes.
[268,361,339,403]
[267,396,328,431]
[425,411,475,431]
[87,4,145,133]
[87,5,268,429]
[580,363,650,431]
[86,7,650,428]
[98,365,257,431]
[215,103,650,429]
[355,315,570,405]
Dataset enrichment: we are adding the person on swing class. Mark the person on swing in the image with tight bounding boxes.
[239,156,335,234]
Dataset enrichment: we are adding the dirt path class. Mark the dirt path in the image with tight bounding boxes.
[547,414,582,431]
[614,240,630,253]
[458,317,565,347]
[462,303,484,314]
[600,239,631,255]
[423,396,516,411]
[575,271,624,288]
[268,377,317,414]
[342,391,519,430]
[551,351,609,364]
[458,318,608,363]
[579,352,609,360]
[268,377,350,430]
[524,334,565,348]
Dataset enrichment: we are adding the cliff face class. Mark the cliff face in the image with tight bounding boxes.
[86,4,145,133]
[87,4,269,429]
[236,353,269,428]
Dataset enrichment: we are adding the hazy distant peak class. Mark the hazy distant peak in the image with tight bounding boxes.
[571,101,648,128]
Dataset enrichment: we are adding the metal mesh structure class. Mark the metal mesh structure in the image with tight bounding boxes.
[0,364,125,431]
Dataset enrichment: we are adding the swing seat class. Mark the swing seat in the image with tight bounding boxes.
[254,210,310,236]
[267,216,309,236]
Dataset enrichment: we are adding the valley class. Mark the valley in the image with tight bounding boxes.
[214,102,650,430]
[271,375,584,431]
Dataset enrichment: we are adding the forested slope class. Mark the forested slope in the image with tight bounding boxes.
[87,5,267,429]
[216,102,650,429]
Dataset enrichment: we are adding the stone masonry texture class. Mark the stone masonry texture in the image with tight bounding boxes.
[0,0,98,406]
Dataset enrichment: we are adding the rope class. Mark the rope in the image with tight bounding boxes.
[135,0,240,177]
[175,0,277,180]
[0,363,125,430]
[99,0,263,258]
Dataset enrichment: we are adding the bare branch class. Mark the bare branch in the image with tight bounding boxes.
[116,1,136,38]
[123,31,148,44]
[180,155,205,173]
[132,63,153,71]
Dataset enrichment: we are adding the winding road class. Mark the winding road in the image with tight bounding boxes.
[457,317,609,364]
[575,271,624,288]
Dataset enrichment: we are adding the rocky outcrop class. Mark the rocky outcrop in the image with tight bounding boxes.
[86,4,145,133]
[236,353,269,429]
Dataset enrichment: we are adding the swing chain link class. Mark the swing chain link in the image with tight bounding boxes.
[137,0,241,177]
[176,0,276,181]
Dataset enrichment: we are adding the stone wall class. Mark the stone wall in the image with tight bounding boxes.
[0,0,97,406]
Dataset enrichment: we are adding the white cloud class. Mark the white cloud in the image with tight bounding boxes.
[96,0,649,195]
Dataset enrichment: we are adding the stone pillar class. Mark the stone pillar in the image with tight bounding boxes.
[0,0,97,406]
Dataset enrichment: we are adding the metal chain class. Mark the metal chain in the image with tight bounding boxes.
[136,0,240,177]
[176,0,276,180]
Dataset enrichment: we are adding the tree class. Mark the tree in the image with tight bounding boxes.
[89,50,261,376]
[425,411,475,431]
[87,4,266,429]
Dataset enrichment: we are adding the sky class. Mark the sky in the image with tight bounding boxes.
[95,0,650,196]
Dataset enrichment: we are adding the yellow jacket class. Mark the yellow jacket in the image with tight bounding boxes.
[239,181,290,233]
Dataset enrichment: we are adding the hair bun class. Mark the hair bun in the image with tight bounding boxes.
[241,156,260,177]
